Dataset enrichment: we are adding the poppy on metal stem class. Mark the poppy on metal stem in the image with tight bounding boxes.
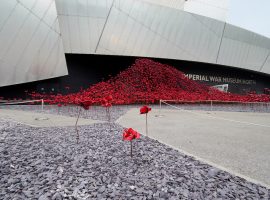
[140,105,151,137]
[102,95,113,130]
[123,128,140,157]
[75,99,92,144]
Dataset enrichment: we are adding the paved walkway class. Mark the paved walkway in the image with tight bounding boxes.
[116,108,270,187]
[0,109,104,127]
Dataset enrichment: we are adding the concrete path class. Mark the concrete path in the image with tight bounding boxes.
[116,108,270,187]
[0,109,104,127]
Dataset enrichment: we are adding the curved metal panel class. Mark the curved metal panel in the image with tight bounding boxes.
[184,0,229,22]
[0,0,17,29]
[57,15,71,53]
[0,0,67,87]
[4,14,40,68]
[56,0,113,53]
[261,54,270,74]
[68,16,81,53]
[141,0,185,10]
[43,1,58,30]
[0,4,29,60]
[97,0,224,63]
[217,24,270,71]
[31,0,54,19]
[54,0,270,75]
[18,0,37,9]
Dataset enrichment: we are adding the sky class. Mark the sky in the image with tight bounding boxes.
[227,0,270,38]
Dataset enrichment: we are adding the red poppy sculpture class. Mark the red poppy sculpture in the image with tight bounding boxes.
[123,128,140,157]
[28,58,270,106]
[102,95,113,124]
[140,105,151,137]
[75,99,92,144]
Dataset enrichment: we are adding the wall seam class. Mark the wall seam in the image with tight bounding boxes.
[215,22,226,64]
[94,0,115,53]
[259,50,270,72]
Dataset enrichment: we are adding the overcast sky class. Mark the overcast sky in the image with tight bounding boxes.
[227,0,270,38]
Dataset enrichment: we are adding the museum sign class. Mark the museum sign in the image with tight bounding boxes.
[185,74,256,85]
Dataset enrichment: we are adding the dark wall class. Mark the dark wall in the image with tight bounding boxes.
[0,54,270,99]
[155,58,270,94]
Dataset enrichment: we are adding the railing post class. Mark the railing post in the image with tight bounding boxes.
[41,99,44,112]
[159,99,162,116]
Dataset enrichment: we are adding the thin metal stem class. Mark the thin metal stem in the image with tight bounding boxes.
[75,106,82,144]
[130,140,133,157]
[146,113,148,137]
[108,107,111,131]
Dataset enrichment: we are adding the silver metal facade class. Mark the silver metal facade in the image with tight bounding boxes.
[184,0,229,22]
[0,0,68,87]
[0,0,269,87]
[55,0,270,75]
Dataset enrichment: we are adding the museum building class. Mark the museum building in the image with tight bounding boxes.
[0,0,270,97]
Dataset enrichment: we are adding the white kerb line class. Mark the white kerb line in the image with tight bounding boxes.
[160,100,270,128]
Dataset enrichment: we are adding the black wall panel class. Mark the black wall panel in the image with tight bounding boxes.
[0,54,270,99]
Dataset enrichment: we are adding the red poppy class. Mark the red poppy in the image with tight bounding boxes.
[105,95,113,101]
[140,105,151,114]
[57,103,62,107]
[123,128,140,141]
[80,100,92,110]
[101,98,112,107]
[104,102,112,107]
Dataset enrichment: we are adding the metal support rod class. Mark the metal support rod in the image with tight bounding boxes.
[41,99,44,112]
[146,113,148,137]
[75,107,82,144]
[130,140,133,157]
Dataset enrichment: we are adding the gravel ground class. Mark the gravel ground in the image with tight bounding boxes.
[0,108,269,199]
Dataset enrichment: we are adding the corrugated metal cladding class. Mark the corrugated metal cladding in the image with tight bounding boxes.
[0,0,269,87]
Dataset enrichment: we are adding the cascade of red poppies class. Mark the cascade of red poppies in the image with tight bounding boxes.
[28,58,270,105]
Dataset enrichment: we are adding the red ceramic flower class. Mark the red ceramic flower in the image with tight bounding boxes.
[140,105,151,114]
[105,95,113,101]
[57,103,62,107]
[80,100,92,110]
[123,128,140,141]
[101,98,112,107]
[104,102,112,107]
